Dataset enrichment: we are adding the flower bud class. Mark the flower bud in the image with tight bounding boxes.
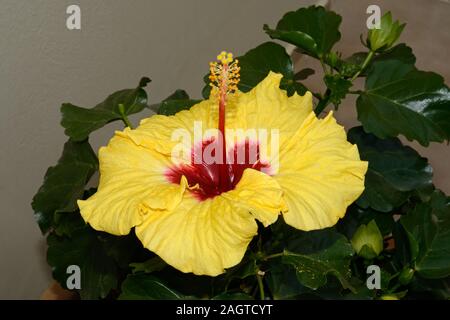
[351,220,383,259]
[367,12,405,52]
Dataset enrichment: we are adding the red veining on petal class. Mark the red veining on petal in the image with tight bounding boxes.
[166,139,270,201]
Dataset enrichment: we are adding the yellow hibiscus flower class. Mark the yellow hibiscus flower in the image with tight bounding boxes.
[78,52,367,276]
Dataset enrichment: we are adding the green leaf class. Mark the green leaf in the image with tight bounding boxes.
[130,256,167,274]
[348,127,433,212]
[225,257,257,280]
[401,191,450,279]
[338,53,365,78]
[266,263,309,299]
[202,42,306,98]
[47,227,118,299]
[102,232,142,269]
[61,77,151,141]
[392,221,412,268]
[340,279,375,300]
[149,268,216,298]
[398,268,415,285]
[379,269,397,291]
[337,205,395,239]
[342,44,415,77]
[324,74,352,107]
[357,55,450,146]
[357,171,409,213]
[372,43,416,66]
[32,140,98,233]
[264,5,342,57]
[53,212,86,237]
[155,89,201,116]
[53,188,96,237]
[414,184,436,203]
[281,229,354,291]
[119,274,183,300]
[411,277,450,299]
[345,52,368,67]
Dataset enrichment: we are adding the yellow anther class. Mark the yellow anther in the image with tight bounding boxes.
[209,51,240,94]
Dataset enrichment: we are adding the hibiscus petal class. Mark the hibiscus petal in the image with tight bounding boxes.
[274,112,368,231]
[135,193,258,276]
[78,134,186,235]
[123,99,216,158]
[230,72,313,145]
[222,168,285,227]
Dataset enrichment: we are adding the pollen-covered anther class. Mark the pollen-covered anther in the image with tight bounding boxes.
[209,51,240,94]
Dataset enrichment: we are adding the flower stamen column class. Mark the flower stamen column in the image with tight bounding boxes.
[209,51,240,189]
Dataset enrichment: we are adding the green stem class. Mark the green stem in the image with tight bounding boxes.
[121,116,133,129]
[314,89,331,115]
[257,234,263,253]
[311,91,322,100]
[256,272,265,300]
[351,50,375,81]
[319,57,330,76]
[118,103,133,129]
[264,252,284,260]
[389,283,401,293]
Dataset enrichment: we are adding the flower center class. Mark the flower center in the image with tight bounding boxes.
[166,139,270,200]
[166,52,265,200]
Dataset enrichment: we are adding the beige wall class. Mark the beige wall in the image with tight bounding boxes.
[0,0,448,299]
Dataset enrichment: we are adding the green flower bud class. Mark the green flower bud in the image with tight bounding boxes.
[351,220,383,259]
[367,12,405,52]
[398,268,415,285]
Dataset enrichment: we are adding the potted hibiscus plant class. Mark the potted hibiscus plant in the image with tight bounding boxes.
[33,5,450,300]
